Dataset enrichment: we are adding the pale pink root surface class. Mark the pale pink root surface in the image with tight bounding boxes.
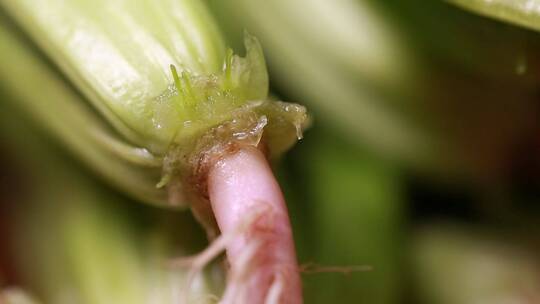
[207,146,302,304]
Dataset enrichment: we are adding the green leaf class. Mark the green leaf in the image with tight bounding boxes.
[448,0,540,33]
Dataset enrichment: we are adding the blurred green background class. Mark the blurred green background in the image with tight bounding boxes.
[2,1,540,303]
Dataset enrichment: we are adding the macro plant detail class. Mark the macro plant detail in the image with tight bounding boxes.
[2,0,540,304]
[0,0,307,303]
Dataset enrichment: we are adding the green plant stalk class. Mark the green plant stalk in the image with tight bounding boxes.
[0,0,226,150]
[0,1,308,301]
[0,16,166,206]
[0,100,220,304]
[0,0,307,208]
